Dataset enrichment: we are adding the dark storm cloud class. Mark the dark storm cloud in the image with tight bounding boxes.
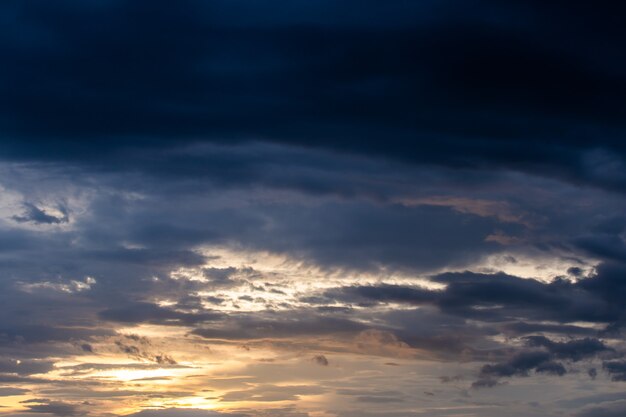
[440,266,623,326]
[317,267,623,325]
[9,173,511,274]
[2,1,626,191]
[322,284,437,307]
[12,203,69,225]
[524,336,611,361]
[474,336,608,387]
[431,272,581,321]
[241,202,512,271]
[98,302,224,326]
[602,361,626,381]
[578,262,626,309]
[307,266,626,373]
[478,351,562,378]
[499,322,597,337]
[192,314,368,341]
[575,231,626,263]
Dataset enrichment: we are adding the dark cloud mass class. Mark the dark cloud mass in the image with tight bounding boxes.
[12,203,69,225]
[0,1,626,417]
[20,399,81,416]
[2,1,626,191]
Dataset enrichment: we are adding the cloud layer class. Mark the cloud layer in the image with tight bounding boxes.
[1,2,626,417]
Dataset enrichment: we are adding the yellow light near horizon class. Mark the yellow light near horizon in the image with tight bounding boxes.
[113,396,221,416]
[97,368,178,382]
[0,394,32,414]
[166,396,219,408]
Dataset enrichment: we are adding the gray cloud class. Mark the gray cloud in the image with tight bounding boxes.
[99,302,224,326]
[220,384,325,403]
[12,203,69,225]
[524,336,611,361]
[576,401,626,417]
[125,409,247,417]
[603,361,626,381]
[192,314,368,341]
[20,399,81,416]
[0,359,55,376]
[312,355,329,366]
[0,386,29,396]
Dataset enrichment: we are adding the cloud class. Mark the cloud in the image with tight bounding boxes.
[576,400,626,417]
[471,378,504,389]
[312,355,329,366]
[473,335,613,387]
[603,361,626,381]
[321,284,437,307]
[524,335,611,361]
[124,409,247,417]
[0,386,29,396]
[479,351,555,378]
[0,359,55,376]
[192,314,368,340]
[12,203,69,225]
[2,1,626,194]
[220,384,325,402]
[320,266,626,328]
[99,302,224,326]
[20,399,81,416]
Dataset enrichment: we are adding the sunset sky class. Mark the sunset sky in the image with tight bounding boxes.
[2,1,626,417]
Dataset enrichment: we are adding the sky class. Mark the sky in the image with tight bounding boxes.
[2,1,626,416]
